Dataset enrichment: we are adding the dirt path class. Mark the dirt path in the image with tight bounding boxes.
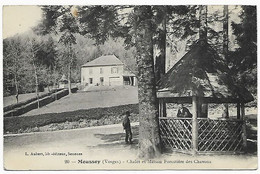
[4,123,257,170]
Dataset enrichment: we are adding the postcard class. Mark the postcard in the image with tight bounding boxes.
[2,4,257,170]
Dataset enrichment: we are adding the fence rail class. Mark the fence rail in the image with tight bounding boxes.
[159,118,192,151]
[198,119,243,152]
[159,117,244,154]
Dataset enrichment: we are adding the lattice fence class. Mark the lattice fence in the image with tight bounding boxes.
[159,117,244,153]
[159,118,192,151]
[198,119,243,152]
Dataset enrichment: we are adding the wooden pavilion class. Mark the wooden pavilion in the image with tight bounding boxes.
[157,40,254,155]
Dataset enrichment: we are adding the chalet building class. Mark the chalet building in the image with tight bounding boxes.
[81,55,136,87]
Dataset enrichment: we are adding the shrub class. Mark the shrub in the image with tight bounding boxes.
[4,104,139,134]
[3,88,76,117]
[4,88,63,112]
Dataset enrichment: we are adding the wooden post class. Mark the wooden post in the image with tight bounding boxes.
[159,99,163,117]
[129,76,132,86]
[224,103,229,118]
[159,99,167,117]
[192,96,198,155]
[163,101,167,117]
[202,104,208,118]
[241,103,247,152]
[198,98,208,118]
[197,97,202,118]
[237,103,241,119]
[241,103,245,118]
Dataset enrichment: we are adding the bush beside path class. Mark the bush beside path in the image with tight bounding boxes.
[4,104,139,134]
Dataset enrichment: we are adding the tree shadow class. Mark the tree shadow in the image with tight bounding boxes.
[90,125,139,148]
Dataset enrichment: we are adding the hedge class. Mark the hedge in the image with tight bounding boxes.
[4,104,139,134]
[4,88,63,112]
[4,88,73,117]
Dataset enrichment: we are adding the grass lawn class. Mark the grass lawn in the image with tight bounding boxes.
[22,86,138,116]
[3,91,48,107]
[4,86,139,134]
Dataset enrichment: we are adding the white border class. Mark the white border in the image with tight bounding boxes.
[1,0,259,174]
[0,0,259,5]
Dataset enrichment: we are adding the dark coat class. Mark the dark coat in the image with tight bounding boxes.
[122,116,131,130]
[177,107,192,118]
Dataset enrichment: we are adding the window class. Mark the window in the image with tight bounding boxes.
[89,78,93,84]
[89,68,93,75]
[111,67,118,74]
[100,77,104,85]
[100,68,103,74]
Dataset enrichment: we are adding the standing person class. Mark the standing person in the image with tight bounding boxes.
[177,104,192,118]
[122,111,132,144]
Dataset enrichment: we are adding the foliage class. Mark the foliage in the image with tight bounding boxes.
[79,6,124,45]
[3,37,23,96]
[3,33,58,95]
[230,6,257,93]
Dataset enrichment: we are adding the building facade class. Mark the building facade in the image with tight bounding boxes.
[81,55,136,87]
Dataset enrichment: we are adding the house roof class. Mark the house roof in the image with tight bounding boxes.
[157,40,254,103]
[59,74,68,82]
[123,67,136,77]
[82,55,124,67]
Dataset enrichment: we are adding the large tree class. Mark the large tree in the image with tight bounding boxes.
[36,6,79,94]
[153,6,189,81]
[3,37,26,101]
[4,31,59,97]
[132,6,161,158]
[230,6,257,93]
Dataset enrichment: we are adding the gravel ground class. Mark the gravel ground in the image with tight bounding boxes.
[4,122,257,170]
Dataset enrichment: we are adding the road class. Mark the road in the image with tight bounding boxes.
[4,123,139,170]
[4,123,257,170]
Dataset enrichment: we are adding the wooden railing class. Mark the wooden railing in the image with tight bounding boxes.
[159,118,192,152]
[159,117,245,154]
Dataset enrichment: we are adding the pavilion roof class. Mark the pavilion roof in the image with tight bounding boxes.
[157,40,253,103]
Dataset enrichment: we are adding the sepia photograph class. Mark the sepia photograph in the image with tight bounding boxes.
[2,2,258,171]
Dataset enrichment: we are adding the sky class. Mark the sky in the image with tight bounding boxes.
[2,5,241,40]
[3,6,42,39]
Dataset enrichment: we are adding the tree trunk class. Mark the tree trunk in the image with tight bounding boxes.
[14,73,19,103]
[223,5,229,117]
[199,5,207,42]
[135,6,161,159]
[33,61,40,108]
[54,65,58,100]
[198,5,209,117]
[68,63,72,95]
[68,44,72,95]
[14,56,19,103]
[223,5,229,58]
[156,7,167,117]
[155,6,166,81]
[47,70,50,92]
